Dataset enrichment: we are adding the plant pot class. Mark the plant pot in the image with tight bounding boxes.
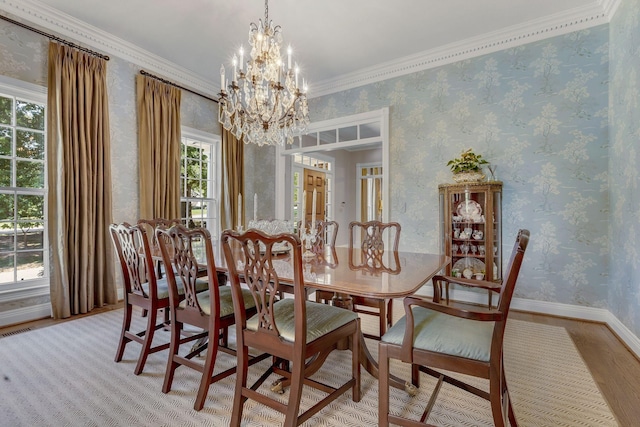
[452,171,485,183]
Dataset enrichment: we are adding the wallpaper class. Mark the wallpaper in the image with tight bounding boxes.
[609,0,640,336]
[309,25,611,310]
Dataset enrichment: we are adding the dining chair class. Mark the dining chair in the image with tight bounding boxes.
[156,224,266,411]
[378,229,530,427]
[109,222,172,375]
[221,228,361,427]
[348,220,401,339]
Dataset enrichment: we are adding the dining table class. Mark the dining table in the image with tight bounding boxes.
[209,241,450,390]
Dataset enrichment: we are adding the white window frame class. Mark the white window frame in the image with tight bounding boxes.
[0,76,48,293]
[179,126,221,239]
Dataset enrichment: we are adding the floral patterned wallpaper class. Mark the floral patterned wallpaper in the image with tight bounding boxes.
[309,25,612,311]
[609,0,640,337]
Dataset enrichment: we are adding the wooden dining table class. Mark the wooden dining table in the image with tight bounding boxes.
[209,242,450,390]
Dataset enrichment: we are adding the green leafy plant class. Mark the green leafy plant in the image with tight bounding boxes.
[447,148,489,173]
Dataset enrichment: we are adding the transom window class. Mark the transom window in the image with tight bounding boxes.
[179,128,219,238]
[0,80,47,288]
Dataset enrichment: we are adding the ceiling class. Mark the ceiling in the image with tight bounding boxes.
[32,0,606,97]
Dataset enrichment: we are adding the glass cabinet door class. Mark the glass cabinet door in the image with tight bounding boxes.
[439,182,502,283]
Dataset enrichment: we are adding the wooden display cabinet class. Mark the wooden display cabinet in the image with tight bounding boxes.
[438,181,502,282]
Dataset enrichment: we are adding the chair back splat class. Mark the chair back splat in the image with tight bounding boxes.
[221,228,361,427]
[378,229,530,427]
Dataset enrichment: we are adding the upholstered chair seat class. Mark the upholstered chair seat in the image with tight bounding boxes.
[180,286,256,319]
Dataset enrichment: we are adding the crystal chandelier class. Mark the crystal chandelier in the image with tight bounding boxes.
[218,0,310,147]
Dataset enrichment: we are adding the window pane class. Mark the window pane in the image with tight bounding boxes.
[0,96,12,125]
[16,130,44,159]
[0,221,15,251]
[0,253,15,284]
[17,194,44,220]
[360,122,381,138]
[185,179,201,197]
[0,194,14,220]
[16,100,45,131]
[0,126,12,155]
[16,222,44,250]
[17,251,44,281]
[0,158,11,186]
[16,160,44,188]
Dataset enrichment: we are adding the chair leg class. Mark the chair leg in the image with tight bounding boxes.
[489,373,506,427]
[379,301,387,337]
[115,302,133,362]
[378,343,390,427]
[194,328,218,411]
[386,299,393,327]
[352,320,361,402]
[134,307,158,375]
[230,345,249,427]
[283,353,305,427]
[162,317,182,394]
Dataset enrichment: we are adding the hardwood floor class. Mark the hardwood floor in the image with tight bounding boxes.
[510,310,640,427]
[1,305,638,425]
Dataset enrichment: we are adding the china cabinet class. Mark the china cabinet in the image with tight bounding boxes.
[439,181,502,283]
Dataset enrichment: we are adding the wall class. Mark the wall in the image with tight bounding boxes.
[309,26,611,312]
[609,0,640,336]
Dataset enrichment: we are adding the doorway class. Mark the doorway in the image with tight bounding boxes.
[275,108,389,246]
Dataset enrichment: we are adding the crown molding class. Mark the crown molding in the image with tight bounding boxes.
[0,0,621,101]
[311,1,617,98]
[0,0,217,97]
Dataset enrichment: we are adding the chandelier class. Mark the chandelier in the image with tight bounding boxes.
[218,0,310,147]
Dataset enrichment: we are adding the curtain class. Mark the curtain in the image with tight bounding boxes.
[220,126,244,231]
[47,42,116,318]
[136,74,181,220]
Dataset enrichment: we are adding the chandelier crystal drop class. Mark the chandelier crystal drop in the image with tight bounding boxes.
[218,0,309,147]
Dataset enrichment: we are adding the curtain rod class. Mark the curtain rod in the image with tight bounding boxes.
[0,13,109,60]
[139,70,218,104]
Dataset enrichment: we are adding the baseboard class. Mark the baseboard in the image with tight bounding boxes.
[0,303,52,328]
[416,285,640,359]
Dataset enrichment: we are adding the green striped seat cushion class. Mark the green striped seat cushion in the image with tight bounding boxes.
[381,307,494,362]
[179,285,256,318]
[246,299,358,343]
[142,277,209,300]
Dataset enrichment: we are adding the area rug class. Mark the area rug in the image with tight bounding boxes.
[0,308,618,426]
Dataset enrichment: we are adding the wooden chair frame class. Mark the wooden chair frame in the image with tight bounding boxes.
[156,225,266,410]
[221,229,361,427]
[348,220,401,339]
[378,229,529,427]
[109,222,170,375]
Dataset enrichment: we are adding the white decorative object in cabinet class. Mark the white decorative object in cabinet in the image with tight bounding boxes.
[438,181,502,283]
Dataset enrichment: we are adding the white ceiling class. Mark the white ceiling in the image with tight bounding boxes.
[30,0,609,96]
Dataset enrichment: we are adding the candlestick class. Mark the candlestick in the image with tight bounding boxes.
[311,188,317,230]
[220,65,225,91]
[253,193,257,221]
[237,193,242,229]
[301,190,306,232]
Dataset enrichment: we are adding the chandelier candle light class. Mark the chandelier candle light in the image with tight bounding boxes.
[218,0,310,146]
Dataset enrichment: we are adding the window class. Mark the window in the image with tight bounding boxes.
[180,128,220,238]
[0,78,47,289]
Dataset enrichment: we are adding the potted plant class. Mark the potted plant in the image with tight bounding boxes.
[447,148,489,183]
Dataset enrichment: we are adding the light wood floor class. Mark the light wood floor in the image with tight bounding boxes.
[1,305,639,426]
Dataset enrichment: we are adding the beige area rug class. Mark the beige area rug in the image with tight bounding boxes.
[0,306,618,427]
